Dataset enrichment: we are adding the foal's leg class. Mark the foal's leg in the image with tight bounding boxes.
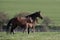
[26,23,30,34]
[32,24,35,33]
[28,27,30,34]
[20,25,26,33]
[22,27,26,33]
[33,26,35,32]
[25,26,28,32]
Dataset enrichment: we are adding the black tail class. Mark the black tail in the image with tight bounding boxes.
[28,27,30,34]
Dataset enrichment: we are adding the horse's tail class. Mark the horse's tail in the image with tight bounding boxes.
[28,27,30,34]
[6,19,12,33]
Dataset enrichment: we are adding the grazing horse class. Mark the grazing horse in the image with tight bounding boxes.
[25,11,43,32]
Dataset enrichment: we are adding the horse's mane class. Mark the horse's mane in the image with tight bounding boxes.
[25,12,37,17]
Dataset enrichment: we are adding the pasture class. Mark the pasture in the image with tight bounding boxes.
[0,0,60,26]
[0,32,60,40]
[0,0,60,40]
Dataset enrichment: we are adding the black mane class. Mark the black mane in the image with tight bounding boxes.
[25,12,38,17]
[25,11,40,21]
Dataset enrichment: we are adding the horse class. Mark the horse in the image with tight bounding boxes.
[6,11,43,34]
[25,11,43,32]
[17,17,34,34]
[6,17,33,34]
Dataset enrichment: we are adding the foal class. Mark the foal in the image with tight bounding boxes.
[17,17,34,34]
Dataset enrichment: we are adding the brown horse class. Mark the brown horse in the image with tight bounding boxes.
[17,17,34,34]
[6,16,34,34]
[25,11,43,32]
[6,11,43,34]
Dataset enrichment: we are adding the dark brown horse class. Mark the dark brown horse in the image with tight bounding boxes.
[6,17,33,34]
[6,11,43,34]
[25,11,43,32]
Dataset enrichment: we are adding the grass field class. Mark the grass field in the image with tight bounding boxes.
[0,0,60,40]
[0,0,60,25]
[0,32,60,40]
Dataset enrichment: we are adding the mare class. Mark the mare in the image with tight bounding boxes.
[6,11,43,34]
[6,17,33,34]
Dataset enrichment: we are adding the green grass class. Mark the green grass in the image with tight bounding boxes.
[0,32,60,40]
[0,0,60,25]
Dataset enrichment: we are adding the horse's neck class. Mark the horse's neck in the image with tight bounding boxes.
[26,15,37,22]
[31,17,37,21]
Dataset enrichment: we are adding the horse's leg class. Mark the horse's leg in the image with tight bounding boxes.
[6,24,10,34]
[10,26,14,34]
[28,27,30,34]
[22,25,28,33]
[25,26,28,32]
[22,27,26,33]
[6,21,11,34]
[10,24,17,34]
[32,24,35,33]
[26,23,30,34]
[31,27,35,33]
[22,25,29,34]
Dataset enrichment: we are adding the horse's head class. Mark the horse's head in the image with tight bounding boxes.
[35,11,43,19]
